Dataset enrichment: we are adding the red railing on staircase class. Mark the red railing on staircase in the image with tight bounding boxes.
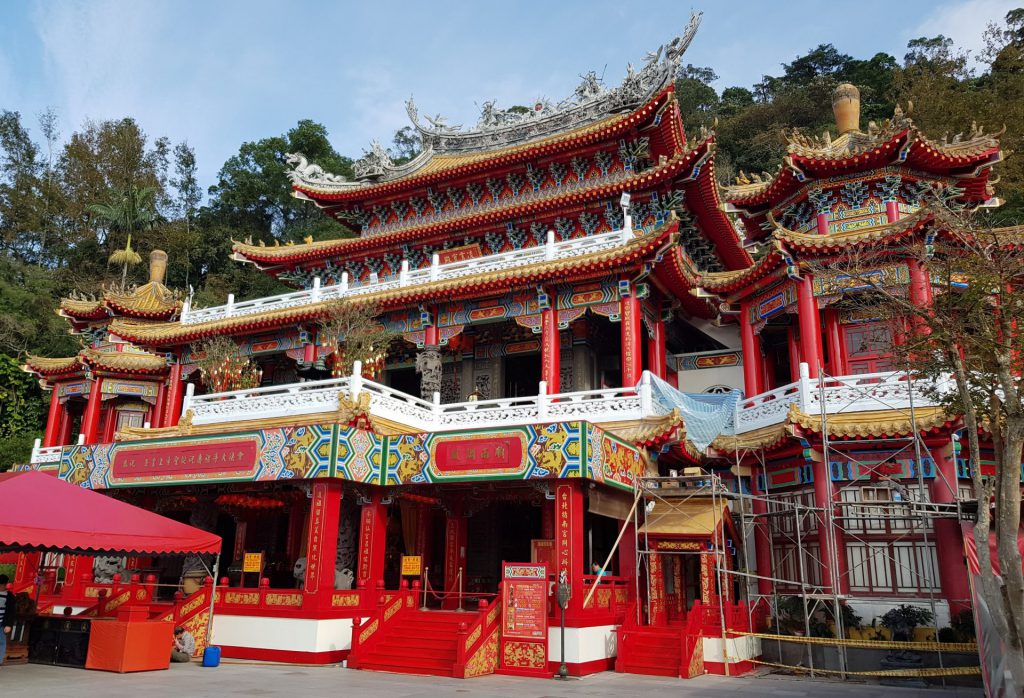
[453,585,502,678]
[347,583,417,669]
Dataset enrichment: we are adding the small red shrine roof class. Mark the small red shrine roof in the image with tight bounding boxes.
[24,347,168,381]
[58,251,182,326]
[720,105,1003,242]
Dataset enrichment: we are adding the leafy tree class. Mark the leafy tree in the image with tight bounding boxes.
[0,354,45,471]
[88,185,161,286]
[675,65,720,131]
[205,119,353,244]
[822,199,1024,686]
[390,126,422,164]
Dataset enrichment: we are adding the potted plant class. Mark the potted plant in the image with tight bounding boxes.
[880,604,935,642]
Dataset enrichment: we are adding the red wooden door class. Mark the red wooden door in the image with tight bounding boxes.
[843,322,895,374]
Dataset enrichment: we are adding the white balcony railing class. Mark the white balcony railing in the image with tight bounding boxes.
[29,440,63,465]
[181,362,951,436]
[180,226,635,326]
[181,361,658,431]
[732,364,952,435]
[28,365,955,464]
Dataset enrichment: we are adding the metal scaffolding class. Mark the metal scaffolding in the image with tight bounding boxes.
[624,364,972,683]
[723,365,967,681]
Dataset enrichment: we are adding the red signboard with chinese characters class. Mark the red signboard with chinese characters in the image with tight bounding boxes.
[531,539,554,567]
[110,438,259,480]
[433,436,522,474]
[437,243,482,264]
[499,562,549,677]
[502,563,548,640]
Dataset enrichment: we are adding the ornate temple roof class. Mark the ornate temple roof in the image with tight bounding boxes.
[117,223,692,346]
[287,111,636,201]
[234,135,713,268]
[284,13,702,197]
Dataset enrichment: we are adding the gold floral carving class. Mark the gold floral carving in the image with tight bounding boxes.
[502,641,546,669]
[180,594,207,615]
[332,592,360,607]
[464,625,482,651]
[225,592,259,605]
[265,592,303,607]
[464,629,499,678]
[383,597,403,621]
[359,619,379,644]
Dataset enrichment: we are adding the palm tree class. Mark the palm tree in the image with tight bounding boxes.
[89,186,161,287]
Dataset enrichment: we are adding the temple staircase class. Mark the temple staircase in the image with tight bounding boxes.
[349,591,501,678]
[355,610,466,676]
[615,602,704,678]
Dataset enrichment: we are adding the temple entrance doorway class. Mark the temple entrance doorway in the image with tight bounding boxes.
[465,499,541,596]
[503,353,541,398]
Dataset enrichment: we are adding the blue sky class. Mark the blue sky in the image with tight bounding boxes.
[0,0,1018,193]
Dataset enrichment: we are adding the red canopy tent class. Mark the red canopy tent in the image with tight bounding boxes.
[0,470,220,556]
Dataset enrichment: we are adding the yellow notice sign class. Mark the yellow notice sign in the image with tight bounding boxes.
[400,555,422,577]
[242,552,263,573]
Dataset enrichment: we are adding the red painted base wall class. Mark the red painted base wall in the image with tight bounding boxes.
[218,645,348,665]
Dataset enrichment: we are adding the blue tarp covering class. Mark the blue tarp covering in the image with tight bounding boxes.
[641,374,740,452]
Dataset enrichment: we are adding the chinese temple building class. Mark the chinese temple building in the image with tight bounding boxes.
[13,11,1004,680]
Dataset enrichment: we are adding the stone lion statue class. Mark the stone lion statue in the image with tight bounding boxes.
[92,556,127,584]
[292,557,354,590]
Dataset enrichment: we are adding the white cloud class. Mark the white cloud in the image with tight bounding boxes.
[907,0,1020,64]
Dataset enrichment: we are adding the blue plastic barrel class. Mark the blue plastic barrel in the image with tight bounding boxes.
[202,646,221,667]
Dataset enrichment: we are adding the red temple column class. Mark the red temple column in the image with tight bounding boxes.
[357,492,388,591]
[541,501,554,540]
[59,555,88,600]
[649,552,668,625]
[417,505,433,568]
[80,376,104,444]
[885,200,900,223]
[787,326,801,382]
[797,276,823,378]
[303,481,342,606]
[811,456,848,595]
[554,482,585,617]
[906,257,933,310]
[102,405,118,443]
[749,468,774,598]
[150,381,166,429]
[740,301,762,396]
[14,552,41,592]
[424,324,439,348]
[42,384,65,447]
[57,408,73,447]
[700,553,717,604]
[541,295,561,394]
[647,310,667,380]
[930,441,970,612]
[443,508,468,608]
[823,309,846,376]
[816,211,830,236]
[620,289,643,388]
[164,363,185,427]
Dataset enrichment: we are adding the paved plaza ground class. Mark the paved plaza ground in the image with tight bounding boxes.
[0,661,984,698]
